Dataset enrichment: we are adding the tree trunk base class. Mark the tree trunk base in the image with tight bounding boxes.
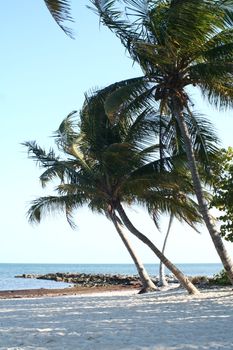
[138,286,159,294]
[158,280,169,287]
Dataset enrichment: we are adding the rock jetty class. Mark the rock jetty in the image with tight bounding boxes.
[15,272,181,287]
[15,273,147,287]
[15,272,216,288]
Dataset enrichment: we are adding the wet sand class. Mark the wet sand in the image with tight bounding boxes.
[0,284,140,299]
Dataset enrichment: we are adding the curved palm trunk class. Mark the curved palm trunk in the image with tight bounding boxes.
[173,99,233,284]
[116,202,199,295]
[159,214,174,287]
[108,209,158,293]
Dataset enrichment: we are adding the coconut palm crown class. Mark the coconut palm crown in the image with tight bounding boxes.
[24,93,201,227]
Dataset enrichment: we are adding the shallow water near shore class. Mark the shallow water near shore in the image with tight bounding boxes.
[0,263,222,291]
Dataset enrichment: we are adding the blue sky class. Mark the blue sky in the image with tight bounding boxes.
[0,0,233,264]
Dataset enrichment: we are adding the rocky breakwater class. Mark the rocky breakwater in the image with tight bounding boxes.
[15,272,145,288]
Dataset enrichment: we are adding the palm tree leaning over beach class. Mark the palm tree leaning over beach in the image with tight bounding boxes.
[81,87,211,295]
[23,87,206,294]
[79,82,218,293]
[23,102,158,293]
[24,138,157,293]
[92,0,233,283]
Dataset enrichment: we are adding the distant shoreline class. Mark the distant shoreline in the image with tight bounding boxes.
[1,270,230,299]
[0,263,223,292]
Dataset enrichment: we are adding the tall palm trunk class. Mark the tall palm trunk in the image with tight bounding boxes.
[172,98,233,284]
[108,208,158,293]
[116,202,199,295]
[159,214,174,287]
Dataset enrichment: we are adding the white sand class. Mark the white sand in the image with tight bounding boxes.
[0,286,233,350]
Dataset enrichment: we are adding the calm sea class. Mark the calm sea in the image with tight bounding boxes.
[0,263,223,291]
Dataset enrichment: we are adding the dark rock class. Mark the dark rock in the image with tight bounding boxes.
[15,272,143,287]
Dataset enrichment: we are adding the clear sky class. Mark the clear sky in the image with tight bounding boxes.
[0,0,233,264]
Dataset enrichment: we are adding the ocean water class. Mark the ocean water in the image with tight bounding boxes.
[0,263,223,291]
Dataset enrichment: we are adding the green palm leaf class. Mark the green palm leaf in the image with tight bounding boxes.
[25,82,207,234]
[44,0,74,38]
[27,194,82,228]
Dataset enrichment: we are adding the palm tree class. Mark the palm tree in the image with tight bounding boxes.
[158,214,174,287]
[92,0,233,283]
[157,212,201,287]
[24,104,158,292]
[69,89,206,293]
[24,137,157,292]
[115,201,200,294]
[23,89,202,294]
[44,0,74,38]
[108,209,157,293]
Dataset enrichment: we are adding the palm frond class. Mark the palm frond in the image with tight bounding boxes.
[44,0,74,38]
[54,110,78,150]
[27,194,82,228]
[198,78,233,109]
[217,0,233,27]
[39,160,80,187]
[89,0,139,49]
[152,209,161,232]
[138,188,202,228]
[185,113,220,163]
[104,80,157,123]
[201,28,233,61]
[23,141,59,167]
[162,111,220,167]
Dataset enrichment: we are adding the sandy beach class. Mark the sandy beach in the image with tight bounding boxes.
[0,285,140,300]
[0,286,233,350]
